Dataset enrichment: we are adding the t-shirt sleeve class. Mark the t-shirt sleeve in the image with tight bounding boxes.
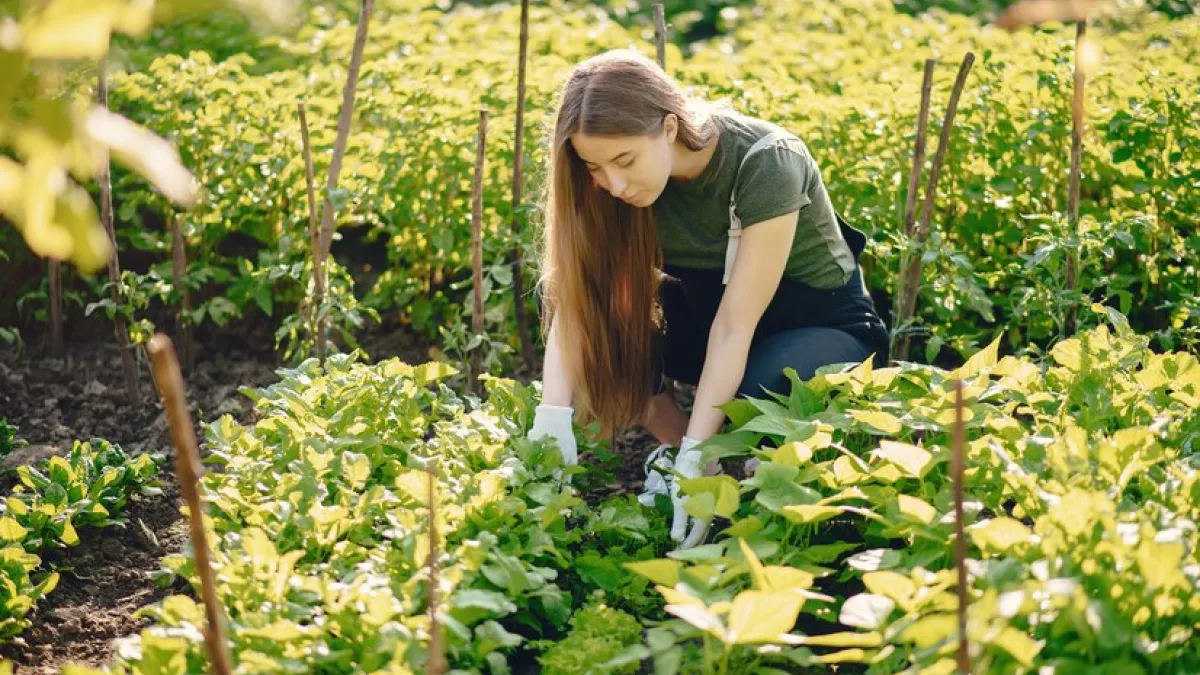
[731,139,814,228]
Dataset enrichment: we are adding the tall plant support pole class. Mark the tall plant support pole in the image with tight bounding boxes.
[147,334,233,675]
[313,0,374,359]
[425,466,446,675]
[471,107,489,394]
[48,261,62,357]
[653,4,667,69]
[297,101,320,351]
[1065,19,1087,336]
[511,0,535,371]
[98,58,141,404]
[891,59,936,361]
[169,213,193,372]
[895,52,975,363]
[952,379,969,673]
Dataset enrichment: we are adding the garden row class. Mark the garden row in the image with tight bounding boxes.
[48,308,1200,673]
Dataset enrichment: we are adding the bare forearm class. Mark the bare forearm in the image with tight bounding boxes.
[541,317,574,407]
[685,327,752,441]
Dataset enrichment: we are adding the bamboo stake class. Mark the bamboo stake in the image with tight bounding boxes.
[98,58,141,404]
[891,59,936,360]
[653,4,667,69]
[1065,19,1087,336]
[48,261,62,358]
[896,52,975,362]
[146,334,233,675]
[471,106,488,394]
[313,0,375,359]
[953,378,969,673]
[297,101,321,351]
[169,213,193,372]
[511,0,535,372]
[426,466,446,675]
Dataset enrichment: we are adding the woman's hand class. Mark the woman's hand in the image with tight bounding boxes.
[529,403,578,469]
[670,436,710,549]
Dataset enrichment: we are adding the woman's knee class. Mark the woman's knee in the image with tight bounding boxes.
[737,327,873,398]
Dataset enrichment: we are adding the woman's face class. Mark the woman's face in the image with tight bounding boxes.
[570,114,677,208]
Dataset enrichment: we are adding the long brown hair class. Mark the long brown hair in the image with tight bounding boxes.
[537,49,720,436]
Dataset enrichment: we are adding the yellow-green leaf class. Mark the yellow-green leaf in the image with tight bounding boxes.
[772,441,813,467]
[992,626,1043,666]
[899,613,957,648]
[970,517,1031,554]
[1138,541,1185,590]
[863,571,915,604]
[726,590,804,644]
[781,504,846,525]
[59,519,79,547]
[897,495,937,525]
[849,410,902,435]
[0,518,27,542]
[953,334,1002,379]
[875,440,933,479]
[625,559,682,587]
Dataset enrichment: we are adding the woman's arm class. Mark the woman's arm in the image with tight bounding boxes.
[685,210,799,442]
[541,315,574,407]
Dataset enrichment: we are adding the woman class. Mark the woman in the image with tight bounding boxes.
[528,49,889,549]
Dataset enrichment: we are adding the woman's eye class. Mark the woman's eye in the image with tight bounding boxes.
[618,158,635,168]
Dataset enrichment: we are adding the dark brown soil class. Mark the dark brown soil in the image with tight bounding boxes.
[0,317,433,673]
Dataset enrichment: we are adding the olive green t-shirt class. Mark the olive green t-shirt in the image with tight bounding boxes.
[653,110,856,289]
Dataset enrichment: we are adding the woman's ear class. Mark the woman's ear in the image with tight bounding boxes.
[664,113,678,144]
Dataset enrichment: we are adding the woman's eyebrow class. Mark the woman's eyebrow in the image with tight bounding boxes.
[584,150,633,165]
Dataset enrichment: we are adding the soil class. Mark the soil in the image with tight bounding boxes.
[0,316,434,673]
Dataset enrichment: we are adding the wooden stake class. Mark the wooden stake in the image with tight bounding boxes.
[953,378,969,673]
[426,466,446,675]
[511,0,535,372]
[653,4,667,70]
[169,213,193,373]
[891,59,936,360]
[904,60,937,238]
[471,106,488,393]
[1065,19,1087,336]
[98,58,141,404]
[895,52,975,362]
[146,334,233,675]
[48,261,63,358]
[297,101,321,352]
[314,0,375,359]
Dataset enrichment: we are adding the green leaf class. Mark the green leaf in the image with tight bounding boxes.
[899,614,956,648]
[451,589,518,617]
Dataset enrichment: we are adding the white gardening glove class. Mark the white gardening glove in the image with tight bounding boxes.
[528,403,578,469]
[670,436,710,549]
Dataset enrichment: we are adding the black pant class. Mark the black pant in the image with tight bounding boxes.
[651,260,890,398]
